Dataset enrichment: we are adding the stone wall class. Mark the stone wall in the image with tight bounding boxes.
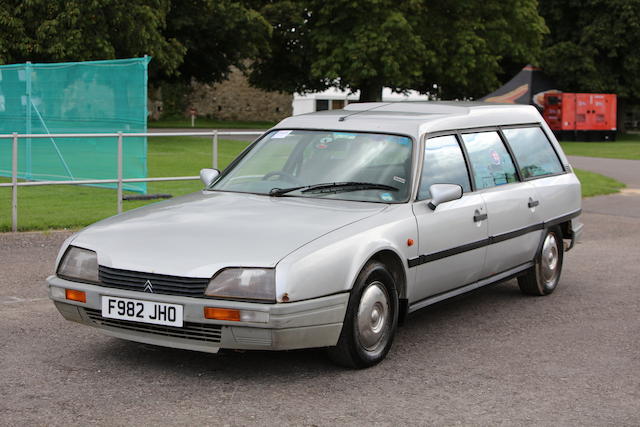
[188,67,293,122]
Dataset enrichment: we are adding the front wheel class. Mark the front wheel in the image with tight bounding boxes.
[518,227,564,296]
[327,261,399,368]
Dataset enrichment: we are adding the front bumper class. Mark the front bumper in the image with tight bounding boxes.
[47,275,348,353]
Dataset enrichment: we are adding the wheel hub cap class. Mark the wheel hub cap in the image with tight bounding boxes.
[357,282,389,351]
[540,233,559,286]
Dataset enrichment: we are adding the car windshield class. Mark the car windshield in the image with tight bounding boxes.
[212,129,413,203]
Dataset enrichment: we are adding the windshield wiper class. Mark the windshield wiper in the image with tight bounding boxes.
[269,182,398,197]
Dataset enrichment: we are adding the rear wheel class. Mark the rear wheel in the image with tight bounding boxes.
[327,261,399,368]
[518,227,564,296]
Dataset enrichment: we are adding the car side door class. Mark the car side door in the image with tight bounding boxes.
[460,130,541,278]
[410,134,488,304]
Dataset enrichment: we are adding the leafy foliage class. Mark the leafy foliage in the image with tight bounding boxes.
[250,0,547,101]
[164,0,270,82]
[539,0,640,103]
[0,0,184,74]
[417,0,547,99]
[248,1,328,93]
[0,0,270,83]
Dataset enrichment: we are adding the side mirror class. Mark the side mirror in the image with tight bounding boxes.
[200,168,220,187]
[428,184,463,210]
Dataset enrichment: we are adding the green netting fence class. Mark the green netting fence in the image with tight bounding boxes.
[0,57,149,193]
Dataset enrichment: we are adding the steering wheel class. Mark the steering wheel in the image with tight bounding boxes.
[261,170,303,185]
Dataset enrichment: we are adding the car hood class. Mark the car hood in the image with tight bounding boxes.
[71,191,387,277]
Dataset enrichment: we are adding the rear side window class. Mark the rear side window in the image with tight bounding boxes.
[503,127,564,178]
[418,135,471,199]
[462,131,518,190]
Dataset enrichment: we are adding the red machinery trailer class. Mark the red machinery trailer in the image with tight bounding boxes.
[543,93,617,141]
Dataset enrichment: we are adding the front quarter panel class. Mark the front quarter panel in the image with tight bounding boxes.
[276,204,418,302]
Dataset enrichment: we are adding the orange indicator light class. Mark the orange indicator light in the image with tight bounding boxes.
[65,289,86,303]
[204,307,241,321]
[407,238,414,247]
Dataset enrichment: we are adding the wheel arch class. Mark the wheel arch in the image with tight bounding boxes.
[369,249,407,300]
[558,220,571,241]
[536,223,565,257]
[520,222,564,296]
[366,248,410,325]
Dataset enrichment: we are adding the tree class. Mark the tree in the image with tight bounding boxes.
[248,1,329,94]
[0,0,270,83]
[250,0,547,102]
[539,0,640,104]
[415,0,547,99]
[163,0,270,83]
[0,0,184,74]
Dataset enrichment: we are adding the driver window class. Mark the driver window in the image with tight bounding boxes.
[418,135,471,200]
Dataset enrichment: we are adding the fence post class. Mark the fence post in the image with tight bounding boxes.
[11,132,18,232]
[117,132,123,214]
[212,129,218,169]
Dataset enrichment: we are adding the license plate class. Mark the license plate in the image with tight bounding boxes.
[101,296,183,327]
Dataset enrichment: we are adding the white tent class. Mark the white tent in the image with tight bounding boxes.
[292,87,432,115]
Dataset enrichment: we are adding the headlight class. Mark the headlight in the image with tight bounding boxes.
[205,268,275,302]
[57,246,99,284]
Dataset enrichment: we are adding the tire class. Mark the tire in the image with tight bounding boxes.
[327,260,399,368]
[518,227,564,296]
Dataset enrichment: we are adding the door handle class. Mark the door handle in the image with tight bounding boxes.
[528,199,539,208]
[473,210,487,222]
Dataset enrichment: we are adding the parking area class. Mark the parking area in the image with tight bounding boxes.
[1,200,638,426]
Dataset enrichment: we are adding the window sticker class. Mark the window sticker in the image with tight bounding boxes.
[490,150,501,165]
[272,130,292,139]
[393,176,406,184]
[391,136,410,145]
[379,193,394,202]
[333,132,357,139]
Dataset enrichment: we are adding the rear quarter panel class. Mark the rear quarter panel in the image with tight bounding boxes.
[529,173,582,222]
[535,123,582,220]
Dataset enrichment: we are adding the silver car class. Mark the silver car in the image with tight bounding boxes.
[48,102,583,368]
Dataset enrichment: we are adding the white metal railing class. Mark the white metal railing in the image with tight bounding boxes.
[0,131,264,232]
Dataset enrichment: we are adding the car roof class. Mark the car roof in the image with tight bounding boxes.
[274,102,544,138]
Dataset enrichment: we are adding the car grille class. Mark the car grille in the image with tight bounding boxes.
[98,266,208,297]
[84,308,222,343]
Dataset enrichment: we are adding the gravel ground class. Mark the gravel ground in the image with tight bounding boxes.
[1,155,639,425]
[1,206,638,426]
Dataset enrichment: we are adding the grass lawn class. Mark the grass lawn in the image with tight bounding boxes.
[574,168,626,197]
[0,139,626,231]
[149,117,276,129]
[560,133,640,160]
[0,137,250,232]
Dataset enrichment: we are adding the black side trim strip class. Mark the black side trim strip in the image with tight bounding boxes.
[407,257,421,268]
[421,238,490,263]
[544,209,582,227]
[406,209,582,268]
[489,223,544,244]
